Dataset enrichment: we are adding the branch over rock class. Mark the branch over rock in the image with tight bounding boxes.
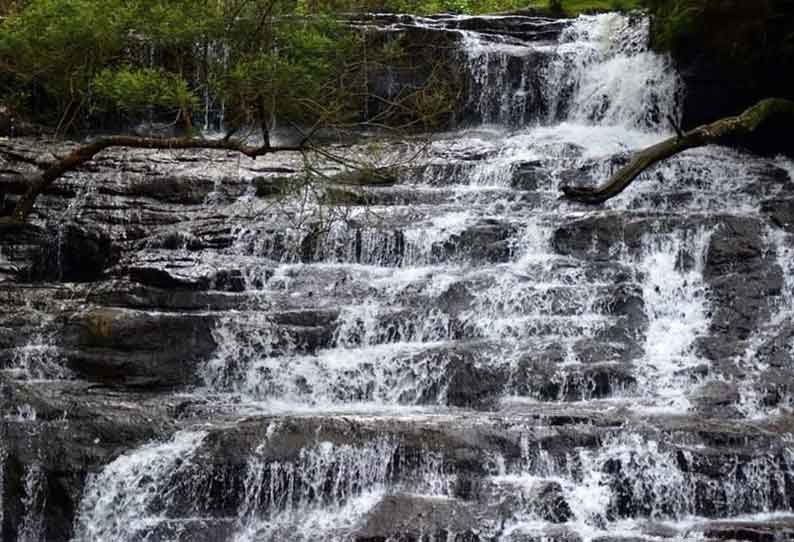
[8,135,304,222]
[560,98,794,204]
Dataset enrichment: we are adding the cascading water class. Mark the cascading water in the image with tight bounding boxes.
[632,230,711,413]
[17,462,47,542]
[50,10,794,542]
[72,431,208,542]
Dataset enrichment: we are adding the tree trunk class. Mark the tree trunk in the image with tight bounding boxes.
[560,98,794,204]
[10,135,304,222]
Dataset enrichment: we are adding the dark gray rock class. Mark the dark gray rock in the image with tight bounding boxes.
[504,527,582,542]
[0,221,115,283]
[528,481,573,523]
[0,377,177,542]
[701,217,783,362]
[511,345,636,401]
[353,494,479,542]
[254,176,293,198]
[552,215,625,261]
[445,357,508,410]
[60,308,217,387]
[132,519,237,542]
[441,220,517,264]
[591,537,650,542]
[120,250,254,292]
[688,381,741,418]
[698,518,794,541]
[762,197,794,233]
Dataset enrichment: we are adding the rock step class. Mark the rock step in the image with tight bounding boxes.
[204,339,640,407]
[3,377,794,542]
[111,250,643,314]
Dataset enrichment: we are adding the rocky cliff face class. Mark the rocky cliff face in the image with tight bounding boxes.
[2,12,794,542]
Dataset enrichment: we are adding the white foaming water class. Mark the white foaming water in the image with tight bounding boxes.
[234,491,384,542]
[72,431,207,542]
[402,210,474,265]
[204,311,291,394]
[559,15,682,130]
[210,341,454,407]
[9,337,71,382]
[633,231,711,413]
[334,302,452,348]
[459,12,681,131]
[459,31,542,126]
[499,432,794,541]
[234,434,395,541]
[4,404,38,422]
[18,462,47,542]
[5,309,71,381]
[232,425,452,542]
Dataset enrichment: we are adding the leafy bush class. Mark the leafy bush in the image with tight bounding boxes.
[644,0,794,70]
[91,68,198,116]
[0,0,461,133]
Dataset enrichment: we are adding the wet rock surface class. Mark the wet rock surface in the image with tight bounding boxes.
[2,11,794,542]
[353,494,479,542]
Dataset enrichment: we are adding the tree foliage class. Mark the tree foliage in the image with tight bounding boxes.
[644,0,794,68]
[0,0,464,221]
[0,0,455,136]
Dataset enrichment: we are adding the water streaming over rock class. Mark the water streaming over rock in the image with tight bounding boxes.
[2,9,794,542]
[72,431,208,542]
[17,462,46,542]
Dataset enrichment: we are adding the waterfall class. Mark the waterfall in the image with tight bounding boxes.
[45,9,794,542]
[550,14,682,130]
[632,230,711,413]
[459,12,681,130]
[73,431,207,542]
[233,435,400,541]
[18,463,46,542]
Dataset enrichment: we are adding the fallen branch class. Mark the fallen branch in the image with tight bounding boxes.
[560,98,794,204]
[10,135,304,222]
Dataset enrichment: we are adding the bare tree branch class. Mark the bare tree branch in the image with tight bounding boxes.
[10,135,304,222]
[560,98,794,204]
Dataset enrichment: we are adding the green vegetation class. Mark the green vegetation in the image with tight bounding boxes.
[0,0,455,136]
[647,1,794,59]
[0,0,463,222]
[541,0,642,16]
[340,0,641,15]
[0,0,648,134]
[3,0,789,136]
[644,0,794,102]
